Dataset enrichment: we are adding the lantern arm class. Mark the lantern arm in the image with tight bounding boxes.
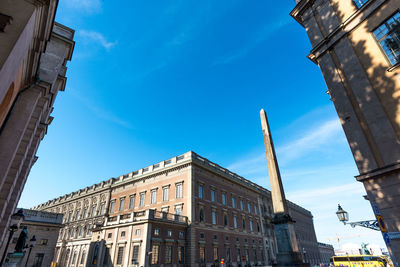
[347,220,380,231]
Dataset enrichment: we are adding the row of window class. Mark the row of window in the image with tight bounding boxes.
[64,203,106,223]
[198,207,261,232]
[198,184,259,214]
[150,244,185,264]
[60,225,93,240]
[198,246,265,263]
[110,183,183,213]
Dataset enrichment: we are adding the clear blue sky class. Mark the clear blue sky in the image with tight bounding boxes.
[19,0,385,250]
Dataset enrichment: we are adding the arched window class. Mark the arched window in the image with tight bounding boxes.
[80,250,86,265]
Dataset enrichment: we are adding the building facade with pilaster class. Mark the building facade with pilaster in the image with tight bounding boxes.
[291,0,400,264]
[0,0,74,247]
[35,152,321,267]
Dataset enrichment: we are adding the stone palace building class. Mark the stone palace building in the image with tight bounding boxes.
[34,152,322,267]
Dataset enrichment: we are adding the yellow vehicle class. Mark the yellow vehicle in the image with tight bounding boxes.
[332,255,388,267]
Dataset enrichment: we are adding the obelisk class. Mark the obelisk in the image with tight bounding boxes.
[260,109,303,267]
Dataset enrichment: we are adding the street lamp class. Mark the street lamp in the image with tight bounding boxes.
[336,204,379,231]
[0,209,25,266]
[24,235,36,267]
[336,204,349,223]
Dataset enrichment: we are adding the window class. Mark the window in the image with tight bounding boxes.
[100,203,105,215]
[176,183,183,198]
[243,218,246,229]
[83,207,87,218]
[212,210,217,224]
[165,245,172,264]
[154,228,160,236]
[129,195,135,209]
[254,205,258,215]
[248,203,251,213]
[167,230,172,237]
[245,249,249,261]
[116,247,124,265]
[224,213,228,226]
[161,206,169,213]
[40,239,48,245]
[151,244,159,264]
[213,247,219,261]
[237,248,241,262]
[75,210,80,221]
[200,233,205,239]
[135,229,141,235]
[232,197,236,208]
[257,222,260,232]
[175,205,183,215]
[178,246,184,264]
[250,220,254,231]
[107,233,112,239]
[222,192,226,205]
[353,0,369,9]
[200,246,205,263]
[32,253,44,267]
[139,193,145,207]
[179,231,184,238]
[72,251,78,265]
[240,199,244,210]
[91,205,96,217]
[151,190,157,204]
[211,189,216,202]
[233,215,238,228]
[374,12,400,65]
[68,212,72,222]
[198,184,204,199]
[110,201,115,213]
[132,245,140,264]
[119,198,125,211]
[80,251,86,265]
[226,247,231,262]
[199,207,204,222]
[121,231,126,237]
[163,186,169,201]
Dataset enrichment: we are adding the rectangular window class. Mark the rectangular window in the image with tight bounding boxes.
[110,201,115,213]
[222,192,226,205]
[75,210,80,220]
[129,195,135,209]
[83,207,87,218]
[240,199,244,210]
[176,183,183,198]
[250,220,253,231]
[200,246,205,263]
[212,210,217,224]
[232,197,236,208]
[91,206,96,217]
[198,184,204,199]
[139,193,145,207]
[68,212,72,222]
[233,215,238,228]
[178,246,184,264]
[211,189,216,202]
[165,245,172,264]
[213,247,219,261]
[226,248,231,262]
[151,190,157,204]
[116,247,124,265]
[248,203,251,213]
[374,12,400,65]
[163,187,169,201]
[151,244,159,264]
[100,203,105,215]
[237,248,241,262]
[135,229,141,236]
[175,205,183,215]
[154,228,160,236]
[33,253,44,267]
[132,245,140,264]
[119,198,125,211]
[254,205,258,215]
[353,0,369,9]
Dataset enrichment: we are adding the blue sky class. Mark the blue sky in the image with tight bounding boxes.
[19,0,385,249]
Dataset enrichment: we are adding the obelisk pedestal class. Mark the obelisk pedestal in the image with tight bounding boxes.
[260,109,304,267]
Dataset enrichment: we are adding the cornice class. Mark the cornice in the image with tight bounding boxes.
[290,0,315,27]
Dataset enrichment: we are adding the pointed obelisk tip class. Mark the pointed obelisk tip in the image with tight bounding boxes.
[260,108,265,114]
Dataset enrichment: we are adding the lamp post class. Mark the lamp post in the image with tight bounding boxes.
[336,204,380,231]
[24,235,36,267]
[0,209,25,266]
